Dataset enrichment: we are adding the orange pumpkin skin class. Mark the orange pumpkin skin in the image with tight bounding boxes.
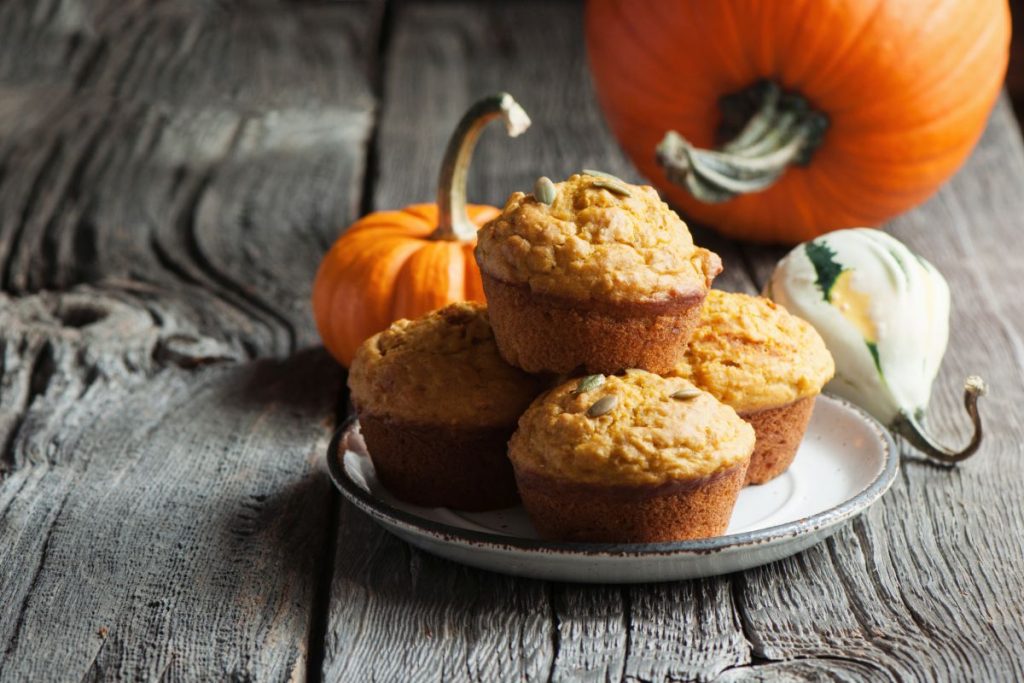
[312,204,499,367]
[586,0,1011,243]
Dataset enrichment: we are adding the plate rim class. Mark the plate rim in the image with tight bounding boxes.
[327,394,898,558]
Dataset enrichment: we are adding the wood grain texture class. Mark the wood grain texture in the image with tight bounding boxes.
[326,501,553,682]
[0,0,377,354]
[0,0,377,679]
[0,296,339,678]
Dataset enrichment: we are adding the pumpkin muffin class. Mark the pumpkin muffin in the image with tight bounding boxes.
[669,290,835,485]
[508,371,754,543]
[475,172,722,374]
[348,302,544,510]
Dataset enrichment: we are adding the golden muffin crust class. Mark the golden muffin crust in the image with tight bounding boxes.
[475,173,720,304]
[509,371,754,486]
[670,290,835,414]
[348,302,543,427]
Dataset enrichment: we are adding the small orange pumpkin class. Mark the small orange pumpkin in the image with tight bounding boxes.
[312,94,530,366]
[586,0,1011,243]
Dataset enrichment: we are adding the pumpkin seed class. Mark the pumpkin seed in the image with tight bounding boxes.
[534,176,557,205]
[572,374,605,395]
[671,387,703,401]
[587,394,618,418]
[590,178,632,197]
[582,168,627,184]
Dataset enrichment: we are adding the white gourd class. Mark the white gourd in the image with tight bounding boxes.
[766,228,985,463]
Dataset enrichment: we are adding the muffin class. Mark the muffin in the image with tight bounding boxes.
[475,172,722,374]
[669,290,835,485]
[348,302,544,510]
[508,371,755,543]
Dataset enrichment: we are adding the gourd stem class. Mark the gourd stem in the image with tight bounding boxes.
[433,93,531,241]
[892,376,987,464]
[656,81,828,204]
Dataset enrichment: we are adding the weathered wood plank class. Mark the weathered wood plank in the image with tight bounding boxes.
[0,1,378,679]
[322,3,752,682]
[624,579,750,682]
[327,501,554,682]
[0,0,377,353]
[0,292,340,679]
[549,586,627,682]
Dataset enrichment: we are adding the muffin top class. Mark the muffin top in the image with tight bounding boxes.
[509,371,754,486]
[670,290,835,414]
[475,172,721,304]
[348,302,543,427]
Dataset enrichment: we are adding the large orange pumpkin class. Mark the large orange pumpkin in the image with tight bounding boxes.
[312,94,530,366]
[586,0,1011,243]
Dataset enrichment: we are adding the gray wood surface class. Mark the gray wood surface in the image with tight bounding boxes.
[0,0,378,679]
[1,1,1022,681]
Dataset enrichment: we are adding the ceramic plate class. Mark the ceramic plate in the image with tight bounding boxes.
[327,395,897,583]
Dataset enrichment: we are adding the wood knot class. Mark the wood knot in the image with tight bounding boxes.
[54,302,109,329]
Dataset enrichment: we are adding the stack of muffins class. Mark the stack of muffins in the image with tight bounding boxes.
[348,172,834,543]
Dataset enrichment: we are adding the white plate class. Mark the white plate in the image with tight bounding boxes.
[327,395,897,583]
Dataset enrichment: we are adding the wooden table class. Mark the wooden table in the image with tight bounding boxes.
[1,2,1021,680]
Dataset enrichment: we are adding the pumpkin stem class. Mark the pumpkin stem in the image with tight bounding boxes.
[892,376,987,464]
[656,81,828,204]
[433,93,531,241]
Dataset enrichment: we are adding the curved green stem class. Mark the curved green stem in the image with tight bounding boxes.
[432,93,531,241]
[656,81,828,204]
[892,376,987,464]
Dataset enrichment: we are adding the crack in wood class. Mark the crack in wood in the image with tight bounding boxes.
[729,573,761,662]
[618,587,631,682]
[546,584,561,683]
[25,339,56,408]
[822,535,910,664]
[355,0,391,220]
